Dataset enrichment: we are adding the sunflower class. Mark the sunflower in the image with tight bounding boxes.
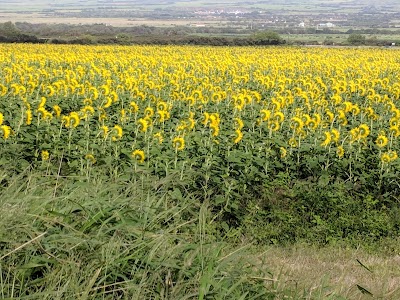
[132,149,145,163]
[358,124,370,139]
[233,96,246,111]
[376,133,388,148]
[389,125,400,137]
[100,125,109,138]
[137,118,148,132]
[85,153,96,164]
[210,123,220,137]
[331,129,340,143]
[1,125,11,139]
[388,150,398,161]
[268,120,280,132]
[156,110,168,122]
[381,152,391,164]
[173,136,185,151]
[279,147,287,159]
[53,105,62,118]
[321,131,332,147]
[69,112,80,128]
[112,125,123,141]
[153,132,163,144]
[336,146,345,159]
[130,101,139,113]
[274,111,285,123]
[260,109,271,121]
[157,101,168,111]
[25,110,32,125]
[104,97,113,108]
[41,150,49,161]
[290,116,304,131]
[201,112,210,126]
[0,112,3,125]
[233,117,244,130]
[233,129,243,144]
[288,137,298,148]
[144,107,154,117]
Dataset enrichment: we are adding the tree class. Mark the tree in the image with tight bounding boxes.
[252,30,284,45]
[0,22,20,38]
[347,33,366,45]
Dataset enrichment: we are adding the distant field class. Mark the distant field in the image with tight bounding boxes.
[1,0,400,13]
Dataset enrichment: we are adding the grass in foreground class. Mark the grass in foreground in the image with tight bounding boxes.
[1,170,399,299]
[0,170,273,299]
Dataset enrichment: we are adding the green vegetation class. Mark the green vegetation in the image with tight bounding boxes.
[0,171,272,298]
[347,33,367,45]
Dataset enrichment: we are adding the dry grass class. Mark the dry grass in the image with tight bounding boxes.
[0,13,226,27]
[258,245,400,299]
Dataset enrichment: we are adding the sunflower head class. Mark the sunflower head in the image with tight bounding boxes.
[279,147,287,159]
[233,129,243,144]
[85,153,96,164]
[112,125,123,141]
[1,125,11,139]
[41,150,49,161]
[172,137,185,151]
[321,131,332,147]
[132,149,145,164]
[376,134,388,148]
[336,146,345,159]
[137,118,149,133]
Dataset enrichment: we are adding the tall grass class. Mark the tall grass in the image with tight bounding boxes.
[0,170,274,299]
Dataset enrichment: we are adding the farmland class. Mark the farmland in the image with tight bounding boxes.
[1,44,400,298]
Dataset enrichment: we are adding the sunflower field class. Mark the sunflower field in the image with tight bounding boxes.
[1,44,400,243]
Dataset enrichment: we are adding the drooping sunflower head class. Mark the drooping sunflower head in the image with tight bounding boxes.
[144,107,154,117]
[1,125,11,139]
[233,129,243,144]
[210,123,220,137]
[132,149,145,164]
[53,105,62,118]
[358,124,370,139]
[288,137,298,148]
[172,136,185,151]
[376,133,388,148]
[41,150,49,161]
[290,116,304,131]
[321,131,332,147]
[130,101,139,113]
[25,110,32,125]
[233,117,244,130]
[388,150,398,162]
[274,111,285,123]
[137,118,148,133]
[100,125,108,138]
[381,152,391,164]
[268,120,280,132]
[336,146,345,159]
[389,125,400,137]
[153,132,163,144]
[112,125,123,141]
[85,153,96,164]
[260,109,271,122]
[279,146,287,159]
[331,128,340,143]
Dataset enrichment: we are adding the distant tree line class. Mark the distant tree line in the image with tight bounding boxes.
[0,21,399,46]
[0,22,286,46]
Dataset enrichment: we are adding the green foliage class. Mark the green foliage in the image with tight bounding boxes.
[347,33,366,45]
[0,171,272,299]
[252,31,284,45]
